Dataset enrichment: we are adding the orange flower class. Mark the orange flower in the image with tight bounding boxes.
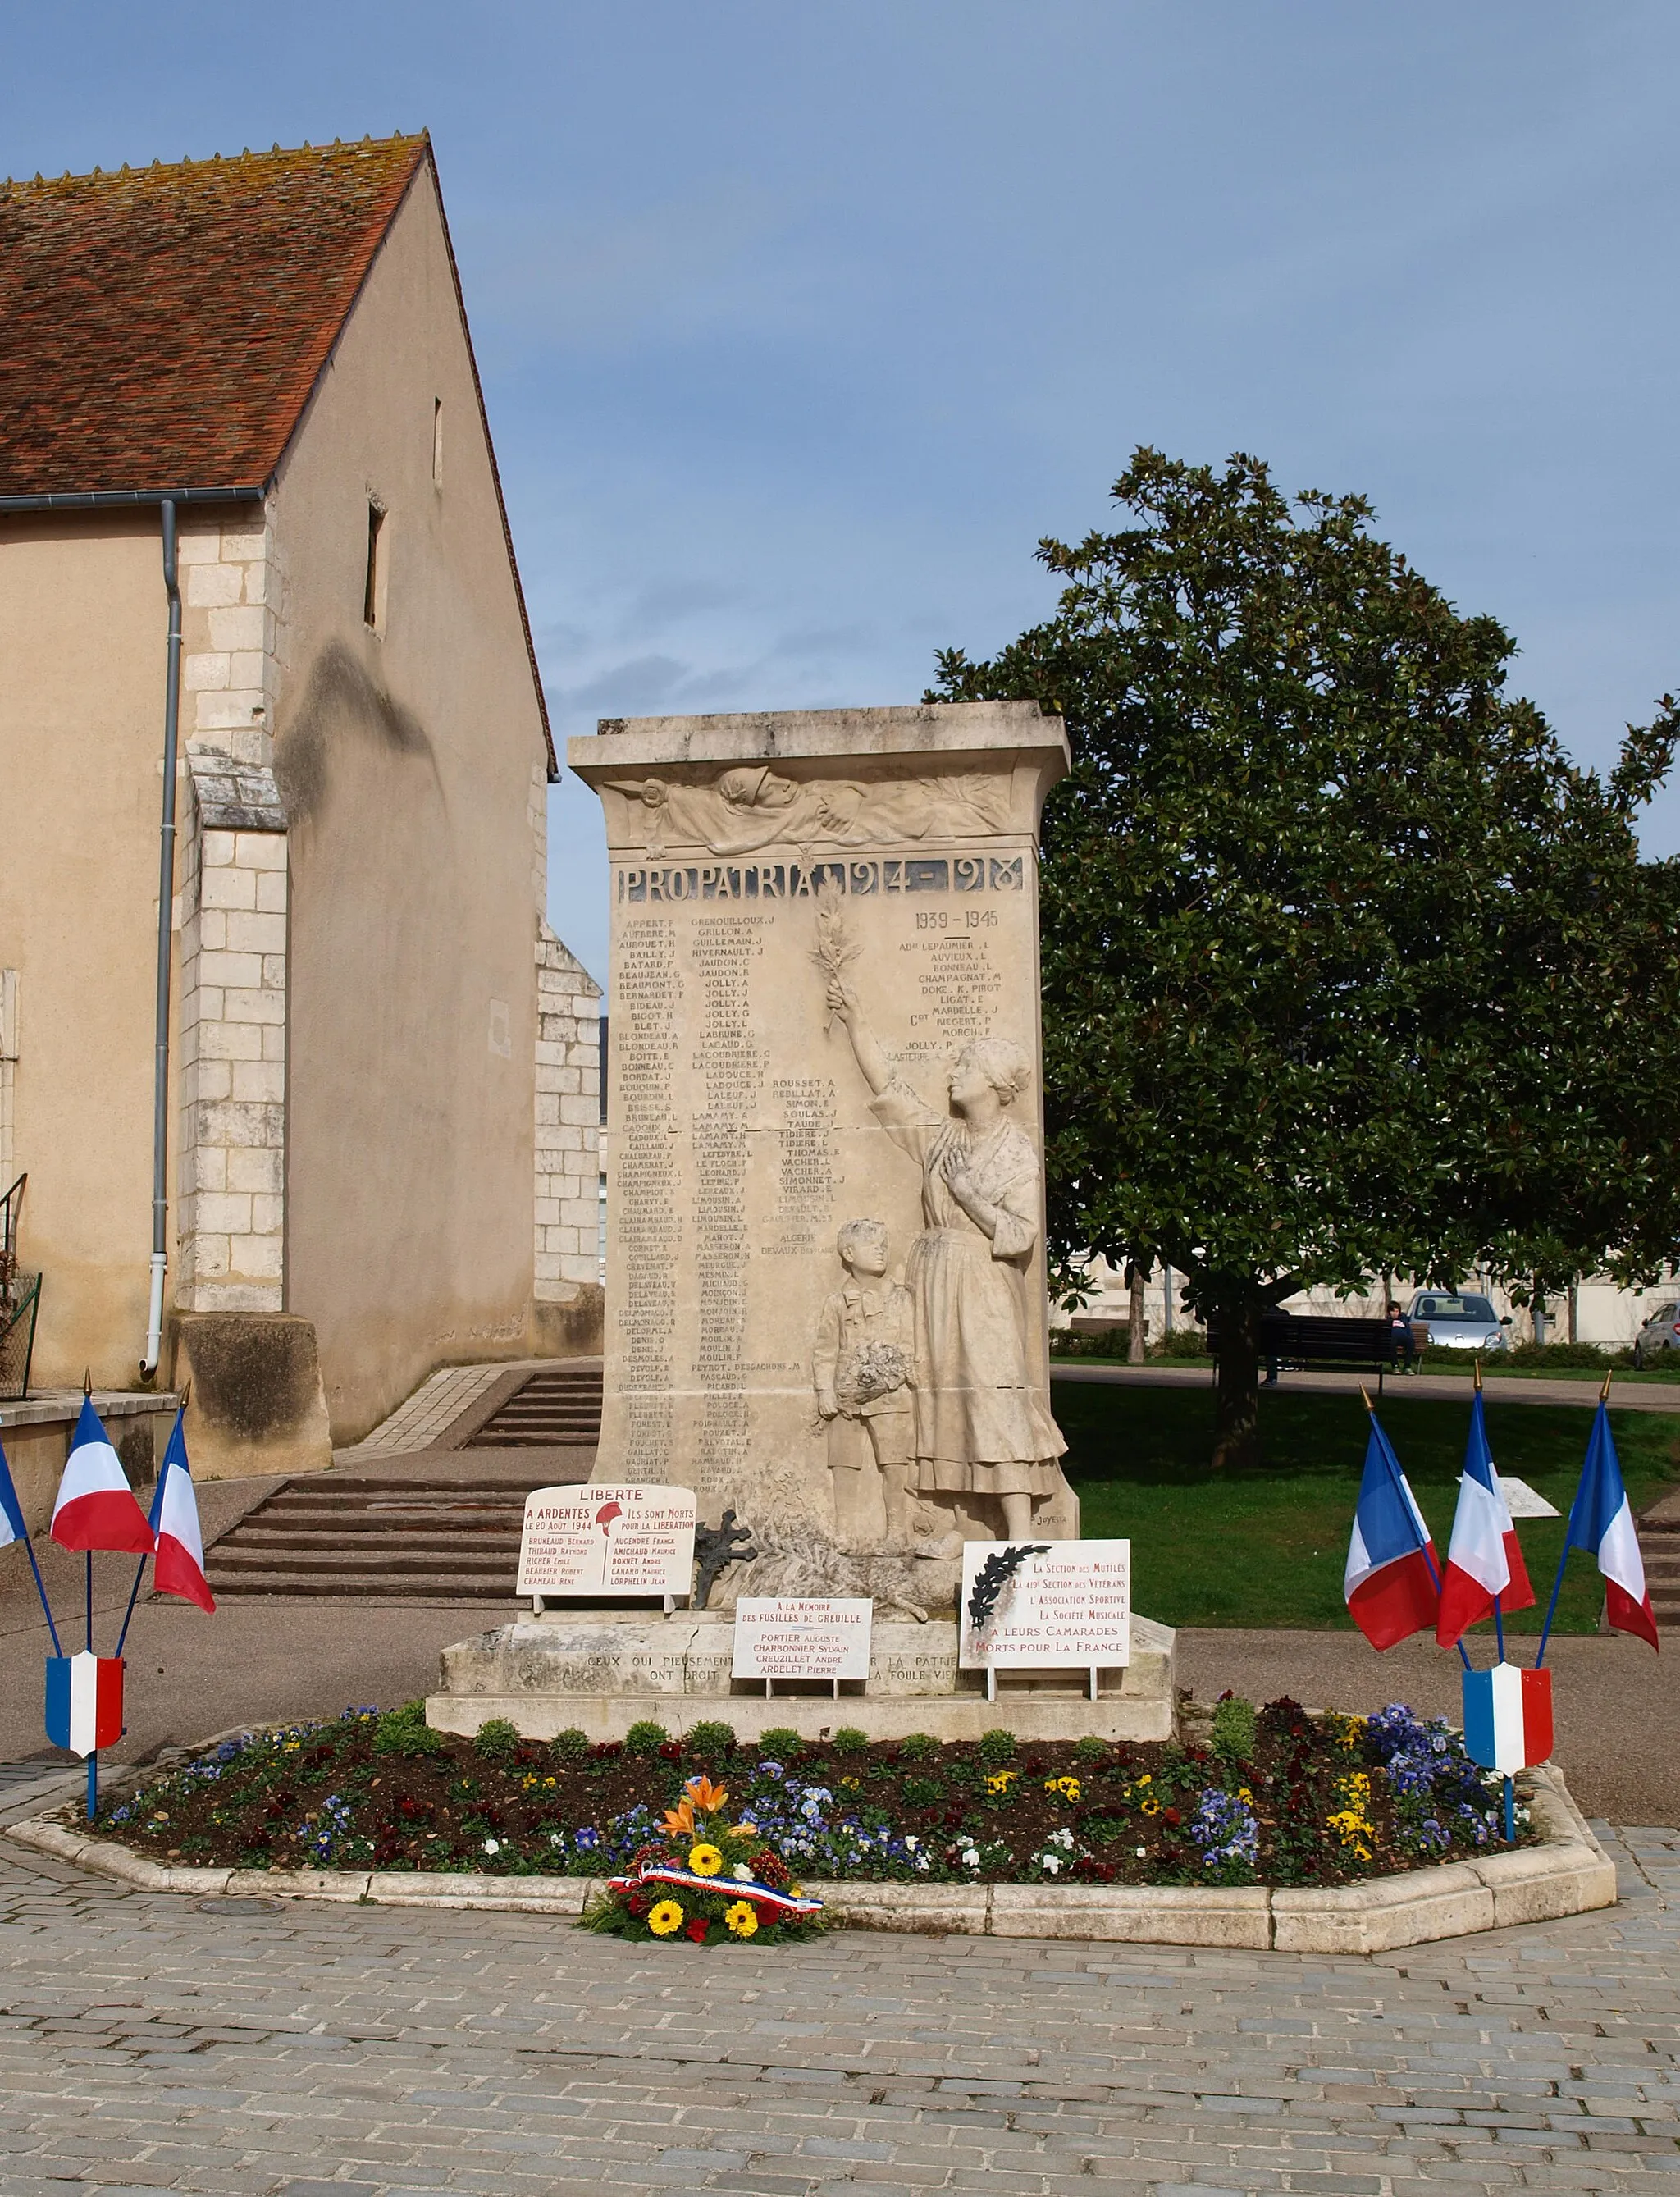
[658,1775,729,1839]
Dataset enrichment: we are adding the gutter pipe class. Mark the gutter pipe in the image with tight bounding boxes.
[143,498,182,1378]
[0,483,263,1377]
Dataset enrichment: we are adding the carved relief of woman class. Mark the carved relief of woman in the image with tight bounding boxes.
[826,977,1066,1538]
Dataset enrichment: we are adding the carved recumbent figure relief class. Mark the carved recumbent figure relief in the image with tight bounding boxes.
[605,765,1014,860]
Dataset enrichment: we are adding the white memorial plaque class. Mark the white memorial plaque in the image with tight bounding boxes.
[960,1540,1130,1669]
[732,1596,874,1682]
[517,1483,697,1598]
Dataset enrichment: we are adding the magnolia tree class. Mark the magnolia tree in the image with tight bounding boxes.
[933,450,1680,1469]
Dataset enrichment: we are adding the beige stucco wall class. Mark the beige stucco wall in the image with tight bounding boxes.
[0,509,178,1389]
[269,162,550,1441]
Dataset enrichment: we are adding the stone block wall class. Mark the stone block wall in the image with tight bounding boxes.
[173,513,291,1313]
[534,921,601,1299]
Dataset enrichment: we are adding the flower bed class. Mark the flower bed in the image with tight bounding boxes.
[86,1695,1531,1889]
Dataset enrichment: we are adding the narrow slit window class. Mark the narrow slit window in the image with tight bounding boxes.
[363,501,387,632]
[431,397,444,489]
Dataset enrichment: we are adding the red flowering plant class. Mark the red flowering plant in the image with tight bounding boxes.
[582,1774,825,1947]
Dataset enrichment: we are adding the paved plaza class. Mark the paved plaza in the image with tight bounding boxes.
[0,1806,1676,2197]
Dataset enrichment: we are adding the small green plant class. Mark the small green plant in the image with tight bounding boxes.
[685,1720,737,1756]
[898,1733,940,1761]
[830,1727,870,1756]
[756,1727,803,1759]
[901,1774,945,1806]
[1211,1693,1258,1766]
[978,1729,1017,1766]
[624,1720,670,1756]
[372,1701,445,1758]
[472,1717,521,1765]
[1074,1734,1111,1762]
[550,1727,589,1764]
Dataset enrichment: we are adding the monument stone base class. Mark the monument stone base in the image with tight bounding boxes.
[426,1610,1176,1745]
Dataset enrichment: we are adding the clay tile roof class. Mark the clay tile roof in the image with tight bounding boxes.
[0,135,430,498]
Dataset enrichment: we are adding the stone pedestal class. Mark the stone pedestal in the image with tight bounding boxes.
[426,1610,1176,1745]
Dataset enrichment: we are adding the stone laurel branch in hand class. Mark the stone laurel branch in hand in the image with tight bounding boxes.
[810,879,859,1028]
[966,1544,1050,1633]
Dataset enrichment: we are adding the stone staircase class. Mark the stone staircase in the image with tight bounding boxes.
[468,1360,603,1446]
[1641,1501,1680,1631]
[207,1475,554,1601]
[205,1359,603,1601]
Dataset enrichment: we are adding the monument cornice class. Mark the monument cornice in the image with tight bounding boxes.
[568,700,1069,778]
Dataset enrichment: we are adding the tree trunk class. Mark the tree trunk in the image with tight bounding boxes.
[1127,1263,1147,1363]
[1211,1297,1263,1472]
[1568,1279,1579,1345]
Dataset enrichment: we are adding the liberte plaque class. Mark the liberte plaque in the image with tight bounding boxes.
[568,703,1078,1553]
[516,1483,697,1599]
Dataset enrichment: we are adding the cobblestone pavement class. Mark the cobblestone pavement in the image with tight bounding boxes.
[0,1826,1676,2197]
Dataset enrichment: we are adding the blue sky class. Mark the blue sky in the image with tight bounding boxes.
[8,3,1678,984]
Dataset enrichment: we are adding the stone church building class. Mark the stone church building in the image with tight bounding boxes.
[0,134,600,1470]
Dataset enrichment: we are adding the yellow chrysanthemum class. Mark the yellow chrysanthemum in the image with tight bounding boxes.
[687,1843,724,1878]
[648,1900,684,1936]
[724,1900,760,1938]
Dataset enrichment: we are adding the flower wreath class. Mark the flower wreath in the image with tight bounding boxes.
[583,1775,826,1946]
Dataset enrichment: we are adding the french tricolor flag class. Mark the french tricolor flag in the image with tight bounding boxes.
[0,1436,29,1553]
[1437,1386,1534,1648]
[50,1396,155,1555]
[148,1410,215,1614]
[1344,1418,1440,1649]
[1566,1401,1658,1650]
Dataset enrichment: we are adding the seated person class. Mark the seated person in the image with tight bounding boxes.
[1387,1301,1417,1371]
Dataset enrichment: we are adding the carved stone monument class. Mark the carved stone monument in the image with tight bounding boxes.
[582,702,1078,1558]
[428,703,1176,1743]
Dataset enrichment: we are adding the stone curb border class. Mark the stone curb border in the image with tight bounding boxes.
[3,1765,1615,1953]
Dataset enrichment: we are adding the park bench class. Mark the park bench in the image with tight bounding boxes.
[1205,1310,1418,1392]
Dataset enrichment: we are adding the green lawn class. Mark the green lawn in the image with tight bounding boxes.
[1054,1377,1680,1633]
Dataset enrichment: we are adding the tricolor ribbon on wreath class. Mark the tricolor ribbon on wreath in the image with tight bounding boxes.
[605,1863,824,1918]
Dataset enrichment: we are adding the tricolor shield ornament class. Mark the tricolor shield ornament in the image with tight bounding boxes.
[44,1651,124,1757]
[1461,1660,1553,1774]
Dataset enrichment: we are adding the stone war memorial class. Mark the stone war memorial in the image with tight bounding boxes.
[432,703,1176,1742]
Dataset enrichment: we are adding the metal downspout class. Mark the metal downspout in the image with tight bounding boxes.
[142,498,181,1377]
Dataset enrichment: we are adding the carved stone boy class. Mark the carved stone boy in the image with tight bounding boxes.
[813,1217,915,1548]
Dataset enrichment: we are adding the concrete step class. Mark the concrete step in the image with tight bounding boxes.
[468,1365,603,1448]
[212,1573,522,1601]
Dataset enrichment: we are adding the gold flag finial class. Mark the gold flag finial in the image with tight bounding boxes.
[1359,1384,1374,1414]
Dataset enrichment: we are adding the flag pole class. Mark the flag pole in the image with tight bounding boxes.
[1536,1365,1610,1669]
[1477,1362,1507,1663]
[19,1530,62,1656]
[1360,1386,1472,1671]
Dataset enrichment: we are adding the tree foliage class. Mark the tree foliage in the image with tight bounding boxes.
[932,450,1680,1467]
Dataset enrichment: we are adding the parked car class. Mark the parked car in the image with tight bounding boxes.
[1406,1290,1513,1352]
[1632,1301,1680,1368]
